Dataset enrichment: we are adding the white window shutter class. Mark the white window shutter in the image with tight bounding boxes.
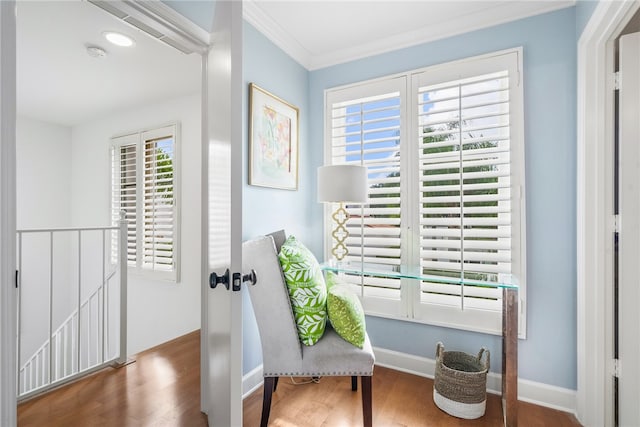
[111,134,139,266]
[111,124,179,281]
[411,51,525,335]
[324,49,526,334]
[326,79,407,317]
[141,127,176,273]
[417,70,510,309]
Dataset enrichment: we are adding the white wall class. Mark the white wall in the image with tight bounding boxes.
[16,117,72,230]
[70,94,202,356]
[16,116,74,363]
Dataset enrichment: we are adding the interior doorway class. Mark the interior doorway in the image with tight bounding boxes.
[615,19,640,427]
[14,0,206,421]
[578,2,640,426]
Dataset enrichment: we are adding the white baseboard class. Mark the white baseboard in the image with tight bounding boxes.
[241,348,577,416]
[242,364,264,399]
[517,378,577,414]
[372,346,577,415]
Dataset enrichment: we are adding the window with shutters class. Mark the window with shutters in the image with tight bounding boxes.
[111,124,180,282]
[324,49,525,335]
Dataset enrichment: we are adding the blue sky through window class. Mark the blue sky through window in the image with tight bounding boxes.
[343,94,434,181]
[344,97,400,164]
[155,138,174,158]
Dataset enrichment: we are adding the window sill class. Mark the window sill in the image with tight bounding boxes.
[362,298,525,340]
[127,267,178,284]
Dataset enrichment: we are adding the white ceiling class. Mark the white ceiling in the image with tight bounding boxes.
[244,0,576,70]
[17,1,576,127]
[17,1,201,127]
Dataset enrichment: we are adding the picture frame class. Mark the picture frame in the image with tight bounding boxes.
[249,83,299,190]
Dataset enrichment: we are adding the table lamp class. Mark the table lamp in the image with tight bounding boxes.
[317,165,368,262]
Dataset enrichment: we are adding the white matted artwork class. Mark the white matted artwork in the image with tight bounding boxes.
[249,83,299,190]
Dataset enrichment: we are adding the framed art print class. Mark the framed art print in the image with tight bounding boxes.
[249,83,299,190]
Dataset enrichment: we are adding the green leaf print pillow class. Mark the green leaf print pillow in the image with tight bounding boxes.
[278,235,327,346]
[327,281,366,349]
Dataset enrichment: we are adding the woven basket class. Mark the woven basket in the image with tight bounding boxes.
[433,342,490,419]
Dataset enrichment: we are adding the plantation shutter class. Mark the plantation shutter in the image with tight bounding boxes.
[324,49,525,334]
[141,126,177,273]
[326,78,407,317]
[111,124,179,281]
[411,51,524,333]
[111,134,139,266]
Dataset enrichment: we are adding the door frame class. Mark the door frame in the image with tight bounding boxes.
[616,31,640,426]
[0,1,17,425]
[577,1,640,425]
[0,1,243,425]
[200,1,244,425]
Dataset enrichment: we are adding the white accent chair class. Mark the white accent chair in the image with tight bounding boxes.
[243,231,375,427]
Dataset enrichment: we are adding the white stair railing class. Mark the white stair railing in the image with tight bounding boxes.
[18,270,115,394]
[16,215,128,400]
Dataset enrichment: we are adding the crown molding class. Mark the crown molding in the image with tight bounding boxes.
[243,1,314,69]
[243,0,574,71]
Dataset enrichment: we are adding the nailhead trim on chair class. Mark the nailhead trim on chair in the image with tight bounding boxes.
[264,371,373,376]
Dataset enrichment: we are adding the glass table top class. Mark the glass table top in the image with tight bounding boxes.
[320,261,519,290]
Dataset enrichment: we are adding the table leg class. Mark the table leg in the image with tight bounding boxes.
[502,288,518,427]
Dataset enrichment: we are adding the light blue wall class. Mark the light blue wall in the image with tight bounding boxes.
[242,22,313,250]
[163,1,215,32]
[309,8,578,389]
[576,0,600,38]
[162,2,581,388]
[160,2,313,374]
[242,22,311,374]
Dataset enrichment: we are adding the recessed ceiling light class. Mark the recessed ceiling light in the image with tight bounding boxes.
[103,31,135,47]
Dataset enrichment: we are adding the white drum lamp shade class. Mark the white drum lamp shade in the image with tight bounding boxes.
[317,165,368,203]
[317,165,368,261]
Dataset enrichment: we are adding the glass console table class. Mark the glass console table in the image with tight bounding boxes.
[320,262,519,427]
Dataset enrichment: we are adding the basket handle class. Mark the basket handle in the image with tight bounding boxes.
[436,342,444,361]
[477,347,490,370]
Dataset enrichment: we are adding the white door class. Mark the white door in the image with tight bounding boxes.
[0,1,17,425]
[618,31,640,427]
[201,1,244,426]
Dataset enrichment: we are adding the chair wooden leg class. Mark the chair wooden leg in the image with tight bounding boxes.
[351,375,358,391]
[273,376,279,392]
[261,377,276,427]
[361,376,372,427]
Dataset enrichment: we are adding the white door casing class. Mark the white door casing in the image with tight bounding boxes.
[0,0,245,425]
[0,1,17,426]
[577,1,640,425]
[617,31,640,427]
[201,1,244,426]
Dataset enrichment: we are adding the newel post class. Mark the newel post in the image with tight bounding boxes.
[117,210,128,365]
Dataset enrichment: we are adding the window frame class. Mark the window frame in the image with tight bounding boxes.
[323,48,526,337]
[111,123,181,282]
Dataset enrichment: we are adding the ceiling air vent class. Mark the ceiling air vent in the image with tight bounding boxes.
[123,16,164,39]
[88,0,128,20]
[87,0,208,55]
[157,37,192,55]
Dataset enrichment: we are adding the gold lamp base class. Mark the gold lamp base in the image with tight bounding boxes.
[331,202,349,261]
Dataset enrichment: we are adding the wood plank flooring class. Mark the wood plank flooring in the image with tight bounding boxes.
[244,368,582,427]
[18,330,208,427]
[18,331,582,426]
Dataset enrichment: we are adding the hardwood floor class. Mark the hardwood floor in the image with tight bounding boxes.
[18,330,208,427]
[19,331,581,426]
[244,368,582,427]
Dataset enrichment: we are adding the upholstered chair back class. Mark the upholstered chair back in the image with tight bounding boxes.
[243,233,302,374]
